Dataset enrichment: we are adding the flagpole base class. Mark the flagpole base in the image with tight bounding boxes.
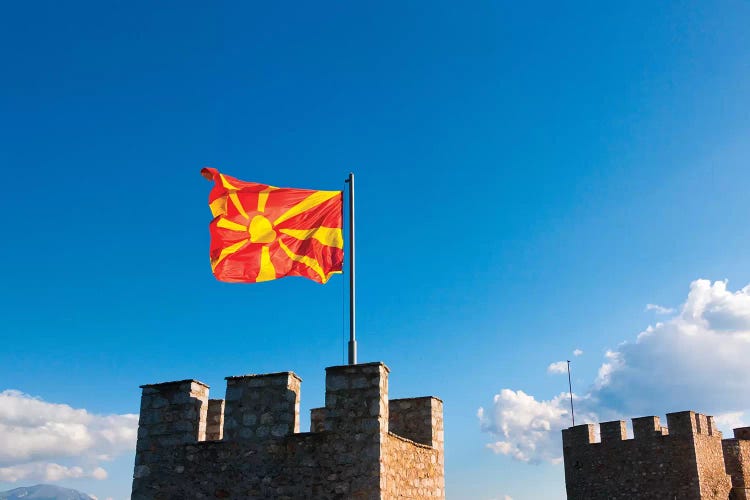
[348,340,357,365]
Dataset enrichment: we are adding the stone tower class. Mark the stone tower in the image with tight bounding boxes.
[132,362,444,499]
[562,410,750,499]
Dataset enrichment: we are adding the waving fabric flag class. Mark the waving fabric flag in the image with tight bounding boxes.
[201,168,343,284]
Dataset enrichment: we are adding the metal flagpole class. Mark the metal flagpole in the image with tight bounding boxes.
[567,360,575,426]
[345,173,357,365]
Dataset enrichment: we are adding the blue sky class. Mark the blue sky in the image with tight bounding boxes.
[1,1,749,499]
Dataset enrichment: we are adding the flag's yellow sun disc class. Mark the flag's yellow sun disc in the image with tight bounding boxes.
[249,215,276,244]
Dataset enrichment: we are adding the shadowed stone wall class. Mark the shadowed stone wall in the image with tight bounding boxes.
[131,362,444,500]
[205,399,224,441]
[722,427,750,499]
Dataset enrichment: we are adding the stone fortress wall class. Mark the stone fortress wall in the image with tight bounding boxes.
[563,410,750,499]
[131,362,444,500]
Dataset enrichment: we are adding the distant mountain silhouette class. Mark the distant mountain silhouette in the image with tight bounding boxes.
[0,484,94,500]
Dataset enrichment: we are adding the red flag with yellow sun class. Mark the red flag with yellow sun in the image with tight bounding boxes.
[201,168,343,284]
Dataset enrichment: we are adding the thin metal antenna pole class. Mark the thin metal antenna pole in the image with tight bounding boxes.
[345,173,357,365]
[567,360,575,426]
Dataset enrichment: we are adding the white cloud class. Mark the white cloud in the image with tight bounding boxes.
[596,280,750,413]
[480,279,750,464]
[0,462,107,483]
[91,467,108,480]
[645,303,675,314]
[0,390,137,483]
[573,349,583,357]
[478,389,597,464]
[546,361,568,375]
[714,411,746,434]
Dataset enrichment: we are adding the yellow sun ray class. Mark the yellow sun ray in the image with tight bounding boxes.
[229,193,249,220]
[209,196,227,217]
[256,246,276,282]
[258,187,277,212]
[278,227,343,249]
[273,190,340,226]
[216,218,249,232]
[211,238,249,271]
[278,240,326,282]
[219,174,239,190]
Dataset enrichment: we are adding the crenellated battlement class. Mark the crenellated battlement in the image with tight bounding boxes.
[561,411,721,451]
[562,410,732,499]
[132,362,444,499]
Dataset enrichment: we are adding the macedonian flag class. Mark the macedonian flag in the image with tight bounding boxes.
[201,168,343,284]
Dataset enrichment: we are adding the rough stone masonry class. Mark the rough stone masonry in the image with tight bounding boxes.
[563,410,750,499]
[131,362,444,499]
